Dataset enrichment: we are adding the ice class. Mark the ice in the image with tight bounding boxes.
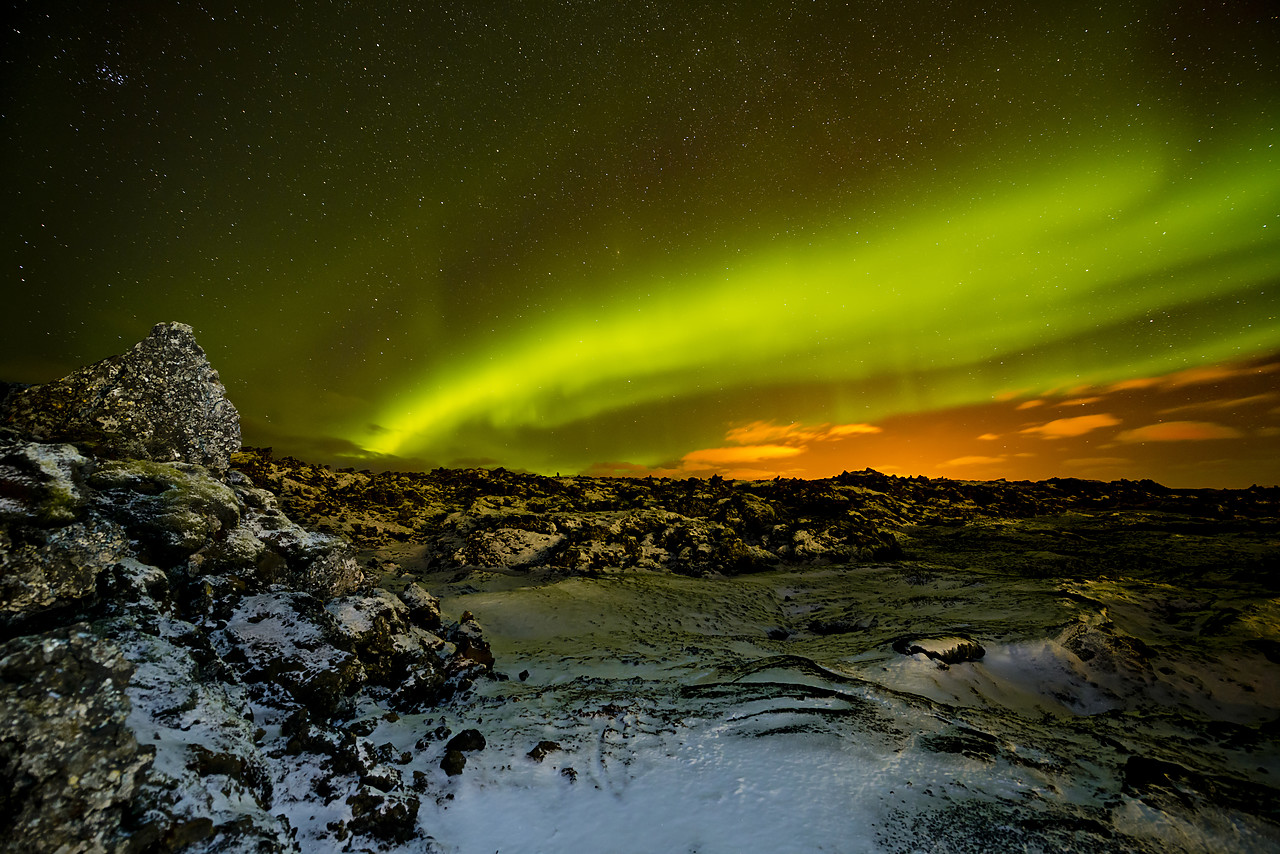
[384,563,1280,853]
[125,559,1273,852]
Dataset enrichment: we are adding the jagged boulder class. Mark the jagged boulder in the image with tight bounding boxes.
[0,431,91,525]
[0,322,484,852]
[325,588,448,708]
[212,591,366,718]
[232,474,366,597]
[0,516,132,632]
[453,526,566,569]
[0,322,240,470]
[0,625,153,854]
[116,626,297,854]
[397,581,442,631]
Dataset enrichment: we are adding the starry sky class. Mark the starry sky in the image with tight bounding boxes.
[4,1,1279,487]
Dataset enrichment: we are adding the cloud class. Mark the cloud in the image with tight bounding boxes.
[723,420,881,446]
[941,455,1007,467]
[1058,396,1104,407]
[977,433,1000,441]
[1015,400,1044,410]
[1158,392,1279,415]
[824,422,884,437]
[1020,413,1122,439]
[682,444,807,465]
[1115,421,1244,442]
[1107,377,1162,392]
[1161,364,1276,388]
[1109,361,1280,393]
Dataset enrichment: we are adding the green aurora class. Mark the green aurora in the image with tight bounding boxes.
[364,126,1280,465]
[3,2,1278,484]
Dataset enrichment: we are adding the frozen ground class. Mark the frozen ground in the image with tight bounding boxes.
[330,560,1280,853]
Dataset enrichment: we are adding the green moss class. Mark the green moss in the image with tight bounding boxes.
[87,460,241,560]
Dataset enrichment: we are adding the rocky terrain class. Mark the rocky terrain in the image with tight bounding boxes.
[1,324,495,852]
[230,445,1277,587]
[3,323,1278,853]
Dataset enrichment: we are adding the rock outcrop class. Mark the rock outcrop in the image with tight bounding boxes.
[229,449,1279,580]
[0,325,492,852]
[0,626,151,854]
[0,322,240,470]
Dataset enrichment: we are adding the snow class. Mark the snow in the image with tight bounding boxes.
[114,558,1277,852]
[368,563,1280,853]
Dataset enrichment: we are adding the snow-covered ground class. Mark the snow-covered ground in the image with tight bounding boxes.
[340,564,1280,853]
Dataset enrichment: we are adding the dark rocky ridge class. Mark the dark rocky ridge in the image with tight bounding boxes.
[231,447,1279,585]
[0,326,494,852]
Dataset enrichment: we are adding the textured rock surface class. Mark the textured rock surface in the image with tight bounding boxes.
[0,427,487,850]
[0,515,131,632]
[0,626,152,854]
[0,323,488,852]
[231,449,1279,582]
[87,459,240,564]
[0,322,240,470]
[324,587,448,707]
[214,591,366,717]
[232,474,366,597]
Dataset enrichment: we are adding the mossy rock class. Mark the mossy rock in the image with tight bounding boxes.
[87,459,239,564]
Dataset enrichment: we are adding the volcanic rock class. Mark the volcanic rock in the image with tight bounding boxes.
[0,322,240,470]
[527,740,563,762]
[0,322,493,852]
[233,475,366,597]
[445,728,487,753]
[213,591,366,718]
[440,749,467,777]
[397,581,443,631]
[324,587,448,708]
[87,458,240,564]
[0,626,151,854]
[0,513,131,632]
[440,728,486,777]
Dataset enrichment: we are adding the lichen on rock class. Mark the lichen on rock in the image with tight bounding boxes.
[0,321,490,851]
[0,322,240,470]
[0,625,152,854]
[87,459,240,564]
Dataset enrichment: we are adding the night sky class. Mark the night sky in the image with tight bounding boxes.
[4,2,1278,486]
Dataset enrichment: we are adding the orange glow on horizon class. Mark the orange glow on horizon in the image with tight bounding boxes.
[604,355,1280,488]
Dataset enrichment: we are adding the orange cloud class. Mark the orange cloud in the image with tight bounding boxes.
[1108,377,1162,392]
[1020,413,1122,439]
[682,444,806,465]
[1115,421,1244,442]
[1109,361,1280,394]
[1058,396,1104,407]
[1158,392,1280,415]
[977,433,1000,441]
[1015,400,1044,410]
[724,420,881,445]
[824,422,884,437]
[942,455,1007,467]
[1162,364,1265,388]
